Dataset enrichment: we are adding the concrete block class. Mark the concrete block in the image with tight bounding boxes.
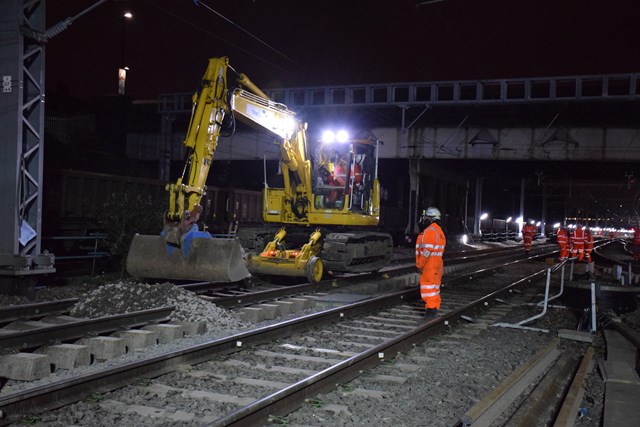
[272,300,295,316]
[43,344,91,370]
[175,321,207,336]
[286,297,314,310]
[0,353,51,380]
[143,324,184,344]
[113,329,158,351]
[256,304,280,320]
[82,336,126,361]
[235,307,264,323]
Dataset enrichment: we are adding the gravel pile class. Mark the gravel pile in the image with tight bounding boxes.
[69,281,245,332]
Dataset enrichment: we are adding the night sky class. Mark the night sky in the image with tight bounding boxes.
[45,0,640,100]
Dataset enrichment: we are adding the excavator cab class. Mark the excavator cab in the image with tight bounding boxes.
[312,139,375,213]
[247,134,392,283]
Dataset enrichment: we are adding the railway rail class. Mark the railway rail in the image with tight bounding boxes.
[1,240,637,426]
[0,244,566,425]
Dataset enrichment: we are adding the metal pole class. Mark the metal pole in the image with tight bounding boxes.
[569,259,574,281]
[473,177,482,235]
[590,282,597,332]
[517,268,551,326]
[519,177,526,236]
[91,236,98,277]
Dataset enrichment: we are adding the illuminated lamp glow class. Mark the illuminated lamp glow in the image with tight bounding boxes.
[336,130,349,142]
[322,130,335,143]
[282,118,295,137]
[553,223,560,228]
[124,11,133,19]
[480,213,488,220]
[461,235,468,244]
[506,217,512,222]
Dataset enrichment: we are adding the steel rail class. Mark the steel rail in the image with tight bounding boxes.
[0,298,78,325]
[0,306,174,351]
[208,245,550,309]
[0,251,553,423]
[207,267,549,426]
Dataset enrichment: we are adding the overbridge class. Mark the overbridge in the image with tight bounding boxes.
[147,73,640,235]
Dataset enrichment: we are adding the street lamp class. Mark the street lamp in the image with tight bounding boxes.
[118,11,133,94]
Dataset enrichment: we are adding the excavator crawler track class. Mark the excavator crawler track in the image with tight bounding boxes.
[321,232,394,273]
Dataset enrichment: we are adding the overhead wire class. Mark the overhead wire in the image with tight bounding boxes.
[195,0,297,66]
[142,0,292,75]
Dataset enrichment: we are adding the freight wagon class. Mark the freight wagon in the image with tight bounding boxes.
[42,169,408,273]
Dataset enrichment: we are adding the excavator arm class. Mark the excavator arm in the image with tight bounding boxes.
[163,56,231,245]
[126,56,317,283]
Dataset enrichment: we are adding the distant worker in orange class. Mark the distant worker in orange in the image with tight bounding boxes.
[571,224,586,261]
[556,224,570,261]
[584,228,594,263]
[416,207,446,319]
[632,224,640,261]
[522,221,537,254]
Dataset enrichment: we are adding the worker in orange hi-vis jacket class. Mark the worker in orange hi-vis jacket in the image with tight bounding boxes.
[556,224,570,261]
[522,221,537,254]
[584,228,594,263]
[415,207,446,319]
[571,224,586,261]
[633,225,640,261]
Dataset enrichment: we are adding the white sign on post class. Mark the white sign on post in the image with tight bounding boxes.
[3,75,11,93]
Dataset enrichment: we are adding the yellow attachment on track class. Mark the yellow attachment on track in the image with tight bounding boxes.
[246,228,324,283]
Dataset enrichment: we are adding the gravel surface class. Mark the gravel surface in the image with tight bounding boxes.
[0,279,248,396]
[1,239,637,427]
[276,298,588,427]
[69,281,244,332]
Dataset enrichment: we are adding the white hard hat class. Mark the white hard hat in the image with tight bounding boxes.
[424,207,441,220]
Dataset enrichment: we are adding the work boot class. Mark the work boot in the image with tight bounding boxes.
[424,308,439,319]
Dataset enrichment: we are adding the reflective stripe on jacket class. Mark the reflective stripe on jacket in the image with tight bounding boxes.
[557,229,568,245]
[416,223,446,270]
[572,227,586,245]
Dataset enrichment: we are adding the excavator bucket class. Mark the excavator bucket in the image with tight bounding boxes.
[126,234,250,282]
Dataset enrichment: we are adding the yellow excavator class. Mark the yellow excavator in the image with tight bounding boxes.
[126,57,393,283]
